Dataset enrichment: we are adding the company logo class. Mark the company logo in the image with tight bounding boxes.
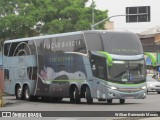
[1,112,42,118]
[2,112,11,117]
[44,39,82,50]
[111,49,139,53]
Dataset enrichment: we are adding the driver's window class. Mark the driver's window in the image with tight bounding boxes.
[90,54,107,80]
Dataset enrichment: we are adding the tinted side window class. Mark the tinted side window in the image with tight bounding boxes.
[38,34,87,54]
[4,69,9,79]
[4,41,36,56]
[84,33,103,51]
[4,43,10,56]
[90,54,107,80]
[55,34,87,53]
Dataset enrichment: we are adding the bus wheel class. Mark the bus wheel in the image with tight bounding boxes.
[85,87,93,104]
[120,99,125,104]
[107,99,112,104]
[16,86,23,100]
[73,87,80,104]
[70,94,75,103]
[157,92,160,94]
[52,97,63,102]
[24,86,31,101]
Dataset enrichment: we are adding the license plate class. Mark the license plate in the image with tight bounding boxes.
[125,96,134,99]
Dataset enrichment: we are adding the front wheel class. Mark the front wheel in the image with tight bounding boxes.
[85,87,93,104]
[24,86,32,101]
[70,87,80,104]
[157,91,160,94]
[107,99,112,104]
[120,99,125,104]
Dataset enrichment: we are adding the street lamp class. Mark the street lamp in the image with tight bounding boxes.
[91,14,127,30]
[91,13,149,30]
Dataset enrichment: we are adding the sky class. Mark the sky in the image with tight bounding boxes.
[86,0,160,33]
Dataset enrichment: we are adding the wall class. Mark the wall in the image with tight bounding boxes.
[87,0,160,33]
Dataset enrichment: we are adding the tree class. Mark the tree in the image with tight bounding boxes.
[0,0,108,40]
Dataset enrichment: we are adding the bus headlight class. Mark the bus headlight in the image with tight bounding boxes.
[141,86,147,90]
[110,86,117,90]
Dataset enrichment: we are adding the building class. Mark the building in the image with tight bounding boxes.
[87,0,160,33]
[138,26,160,76]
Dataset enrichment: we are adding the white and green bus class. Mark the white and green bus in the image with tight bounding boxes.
[3,30,151,104]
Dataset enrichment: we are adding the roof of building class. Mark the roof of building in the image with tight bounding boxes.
[139,26,160,35]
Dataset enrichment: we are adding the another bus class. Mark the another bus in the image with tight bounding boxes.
[3,30,148,104]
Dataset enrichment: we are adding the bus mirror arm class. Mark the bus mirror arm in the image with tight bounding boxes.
[97,51,113,66]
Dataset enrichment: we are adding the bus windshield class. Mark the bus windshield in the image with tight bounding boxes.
[108,59,145,84]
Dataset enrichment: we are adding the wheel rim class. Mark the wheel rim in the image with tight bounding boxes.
[17,87,22,98]
[25,87,30,99]
[73,88,76,99]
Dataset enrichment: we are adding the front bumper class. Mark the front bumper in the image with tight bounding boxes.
[107,89,147,99]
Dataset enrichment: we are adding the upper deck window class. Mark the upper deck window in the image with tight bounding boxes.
[84,33,103,51]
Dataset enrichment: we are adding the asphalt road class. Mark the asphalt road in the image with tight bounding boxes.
[0,92,160,120]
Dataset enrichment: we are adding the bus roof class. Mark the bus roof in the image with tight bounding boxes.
[4,31,83,44]
[4,30,136,44]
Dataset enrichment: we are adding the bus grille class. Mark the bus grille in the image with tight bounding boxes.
[117,88,141,93]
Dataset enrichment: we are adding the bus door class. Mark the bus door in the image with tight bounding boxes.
[90,53,108,99]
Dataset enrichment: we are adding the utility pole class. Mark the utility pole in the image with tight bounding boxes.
[92,0,95,25]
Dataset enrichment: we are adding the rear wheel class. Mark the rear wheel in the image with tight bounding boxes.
[70,87,80,104]
[107,99,112,104]
[74,87,81,104]
[15,85,23,100]
[24,86,32,101]
[157,92,160,94]
[120,99,125,104]
[85,87,93,104]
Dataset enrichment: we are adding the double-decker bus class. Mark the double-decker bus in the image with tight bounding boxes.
[3,30,148,104]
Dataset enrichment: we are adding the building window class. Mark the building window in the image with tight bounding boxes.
[126,6,150,23]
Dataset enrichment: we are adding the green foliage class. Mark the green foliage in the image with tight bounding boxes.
[0,0,108,40]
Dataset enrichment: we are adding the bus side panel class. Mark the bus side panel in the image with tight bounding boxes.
[3,55,37,95]
[35,53,87,98]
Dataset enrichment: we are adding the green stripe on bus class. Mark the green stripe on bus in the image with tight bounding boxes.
[45,79,86,83]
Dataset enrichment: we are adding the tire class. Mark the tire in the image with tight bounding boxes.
[70,87,81,104]
[70,95,75,103]
[70,88,75,103]
[24,86,32,101]
[107,99,112,104]
[157,92,160,94]
[74,87,81,104]
[120,99,125,104]
[52,97,63,102]
[85,87,93,104]
[15,86,23,100]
